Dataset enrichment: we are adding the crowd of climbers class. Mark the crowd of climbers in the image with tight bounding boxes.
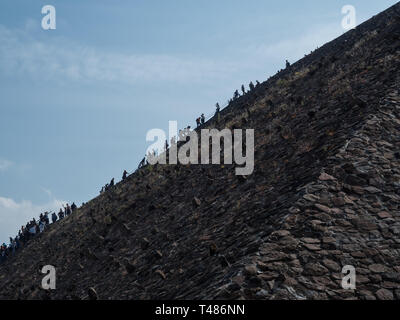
[137,78,266,168]
[100,170,129,194]
[0,202,77,264]
[1,61,291,265]
[195,79,262,128]
[2,167,134,264]
[120,64,289,173]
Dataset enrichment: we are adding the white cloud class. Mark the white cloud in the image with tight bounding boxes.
[0,19,343,89]
[0,196,66,243]
[41,187,52,199]
[241,22,343,71]
[0,159,13,171]
[0,24,234,85]
[259,24,341,61]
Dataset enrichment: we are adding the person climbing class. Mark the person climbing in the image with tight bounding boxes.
[215,103,220,113]
[28,219,37,236]
[58,208,64,220]
[66,203,72,216]
[71,202,77,212]
[201,114,205,125]
[51,212,57,223]
[286,59,291,68]
[196,117,201,128]
[249,81,255,91]
[122,170,128,181]
[39,220,45,233]
[138,157,146,169]
[215,103,221,123]
[241,85,246,95]
[44,212,50,225]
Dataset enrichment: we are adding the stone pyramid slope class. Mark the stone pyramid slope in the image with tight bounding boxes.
[0,2,399,300]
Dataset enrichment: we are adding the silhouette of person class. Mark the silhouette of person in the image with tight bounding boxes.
[249,81,255,91]
[58,208,64,220]
[139,157,146,168]
[51,212,57,223]
[71,202,77,212]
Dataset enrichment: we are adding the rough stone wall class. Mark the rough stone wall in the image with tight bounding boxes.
[237,87,400,300]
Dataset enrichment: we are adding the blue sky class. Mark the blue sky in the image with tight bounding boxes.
[0,0,398,242]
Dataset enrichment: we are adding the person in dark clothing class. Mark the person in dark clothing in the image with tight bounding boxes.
[71,202,77,212]
[18,227,24,244]
[196,117,201,128]
[51,212,57,223]
[138,157,146,169]
[215,103,220,113]
[122,170,128,181]
[249,81,255,91]
[286,59,291,68]
[200,114,205,125]
[0,245,5,263]
[256,80,260,87]
[109,178,114,187]
[58,208,64,220]
[233,90,239,100]
[65,204,72,216]
[215,103,221,123]
[241,85,246,95]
